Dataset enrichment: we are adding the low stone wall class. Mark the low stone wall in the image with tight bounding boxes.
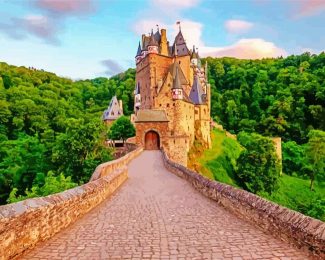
[161,150,325,258]
[90,146,143,181]
[0,146,143,260]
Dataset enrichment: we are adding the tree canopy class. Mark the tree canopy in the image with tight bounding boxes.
[0,62,136,204]
[236,132,281,194]
[108,116,135,143]
[203,52,325,144]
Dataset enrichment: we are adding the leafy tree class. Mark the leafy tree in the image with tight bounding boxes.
[282,141,310,178]
[0,135,46,203]
[108,116,135,144]
[305,130,325,190]
[0,61,132,204]
[236,132,280,194]
[7,172,77,203]
[202,53,325,143]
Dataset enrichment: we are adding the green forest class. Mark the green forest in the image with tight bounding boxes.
[0,62,135,204]
[0,53,324,221]
[196,53,325,220]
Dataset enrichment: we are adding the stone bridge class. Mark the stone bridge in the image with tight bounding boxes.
[1,150,324,259]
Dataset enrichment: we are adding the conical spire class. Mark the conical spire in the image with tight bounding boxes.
[172,66,182,89]
[148,29,158,46]
[135,41,142,57]
[189,75,204,104]
[191,45,199,59]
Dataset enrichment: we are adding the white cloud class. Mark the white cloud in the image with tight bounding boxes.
[201,38,287,59]
[133,17,286,59]
[133,19,168,35]
[151,0,200,10]
[170,20,204,48]
[294,0,325,18]
[224,19,254,34]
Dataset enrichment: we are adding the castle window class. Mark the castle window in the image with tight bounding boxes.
[195,110,198,115]
[174,139,175,144]
[171,130,174,136]
[111,111,114,115]
[159,104,162,107]
[173,103,175,106]
[167,103,170,107]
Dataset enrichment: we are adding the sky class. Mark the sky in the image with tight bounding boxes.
[0,0,324,79]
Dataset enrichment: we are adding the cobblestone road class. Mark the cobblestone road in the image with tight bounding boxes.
[21,151,310,260]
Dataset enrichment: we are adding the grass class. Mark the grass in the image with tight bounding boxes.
[195,129,242,186]
[261,175,325,220]
[193,129,325,221]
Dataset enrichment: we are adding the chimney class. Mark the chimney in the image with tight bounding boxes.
[160,29,168,56]
[141,34,146,49]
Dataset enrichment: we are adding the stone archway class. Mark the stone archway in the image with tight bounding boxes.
[145,130,160,150]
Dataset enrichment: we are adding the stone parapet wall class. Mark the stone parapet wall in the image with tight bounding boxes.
[90,146,143,181]
[161,150,325,258]
[0,146,143,260]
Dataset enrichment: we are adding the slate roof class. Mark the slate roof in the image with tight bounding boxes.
[172,67,182,89]
[135,42,142,57]
[168,62,188,85]
[102,96,123,120]
[142,35,150,50]
[135,110,169,122]
[189,76,205,105]
[154,30,161,43]
[148,31,159,46]
[191,45,199,59]
[172,30,190,56]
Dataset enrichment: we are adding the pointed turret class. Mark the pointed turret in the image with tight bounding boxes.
[148,30,159,46]
[172,66,183,100]
[172,67,182,89]
[173,26,190,56]
[154,28,161,43]
[191,45,199,66]
[103,96,123,122]
[189,76,205,105]
[135,42,142,57]
[148,30,159,54]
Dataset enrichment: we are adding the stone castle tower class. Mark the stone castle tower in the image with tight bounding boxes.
[133,26,211,166]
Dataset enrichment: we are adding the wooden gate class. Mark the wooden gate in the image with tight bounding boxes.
[145,131,160,150]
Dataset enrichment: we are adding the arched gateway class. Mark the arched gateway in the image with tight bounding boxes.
[145,130,160,150]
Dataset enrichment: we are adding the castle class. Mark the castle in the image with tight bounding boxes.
[132,26,211,166]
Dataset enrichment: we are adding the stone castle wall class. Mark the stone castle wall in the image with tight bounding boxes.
[161,149,325,258]
[0,147,143,260]
[135,121,169,148]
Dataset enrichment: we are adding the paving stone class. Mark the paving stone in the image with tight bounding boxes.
[20,151,309,259]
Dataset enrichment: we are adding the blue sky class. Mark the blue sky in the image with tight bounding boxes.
[0,0,324,79]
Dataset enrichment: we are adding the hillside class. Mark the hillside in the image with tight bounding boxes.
[0,62,135,204]
[203,52,325,144]
[192,129,324,221]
